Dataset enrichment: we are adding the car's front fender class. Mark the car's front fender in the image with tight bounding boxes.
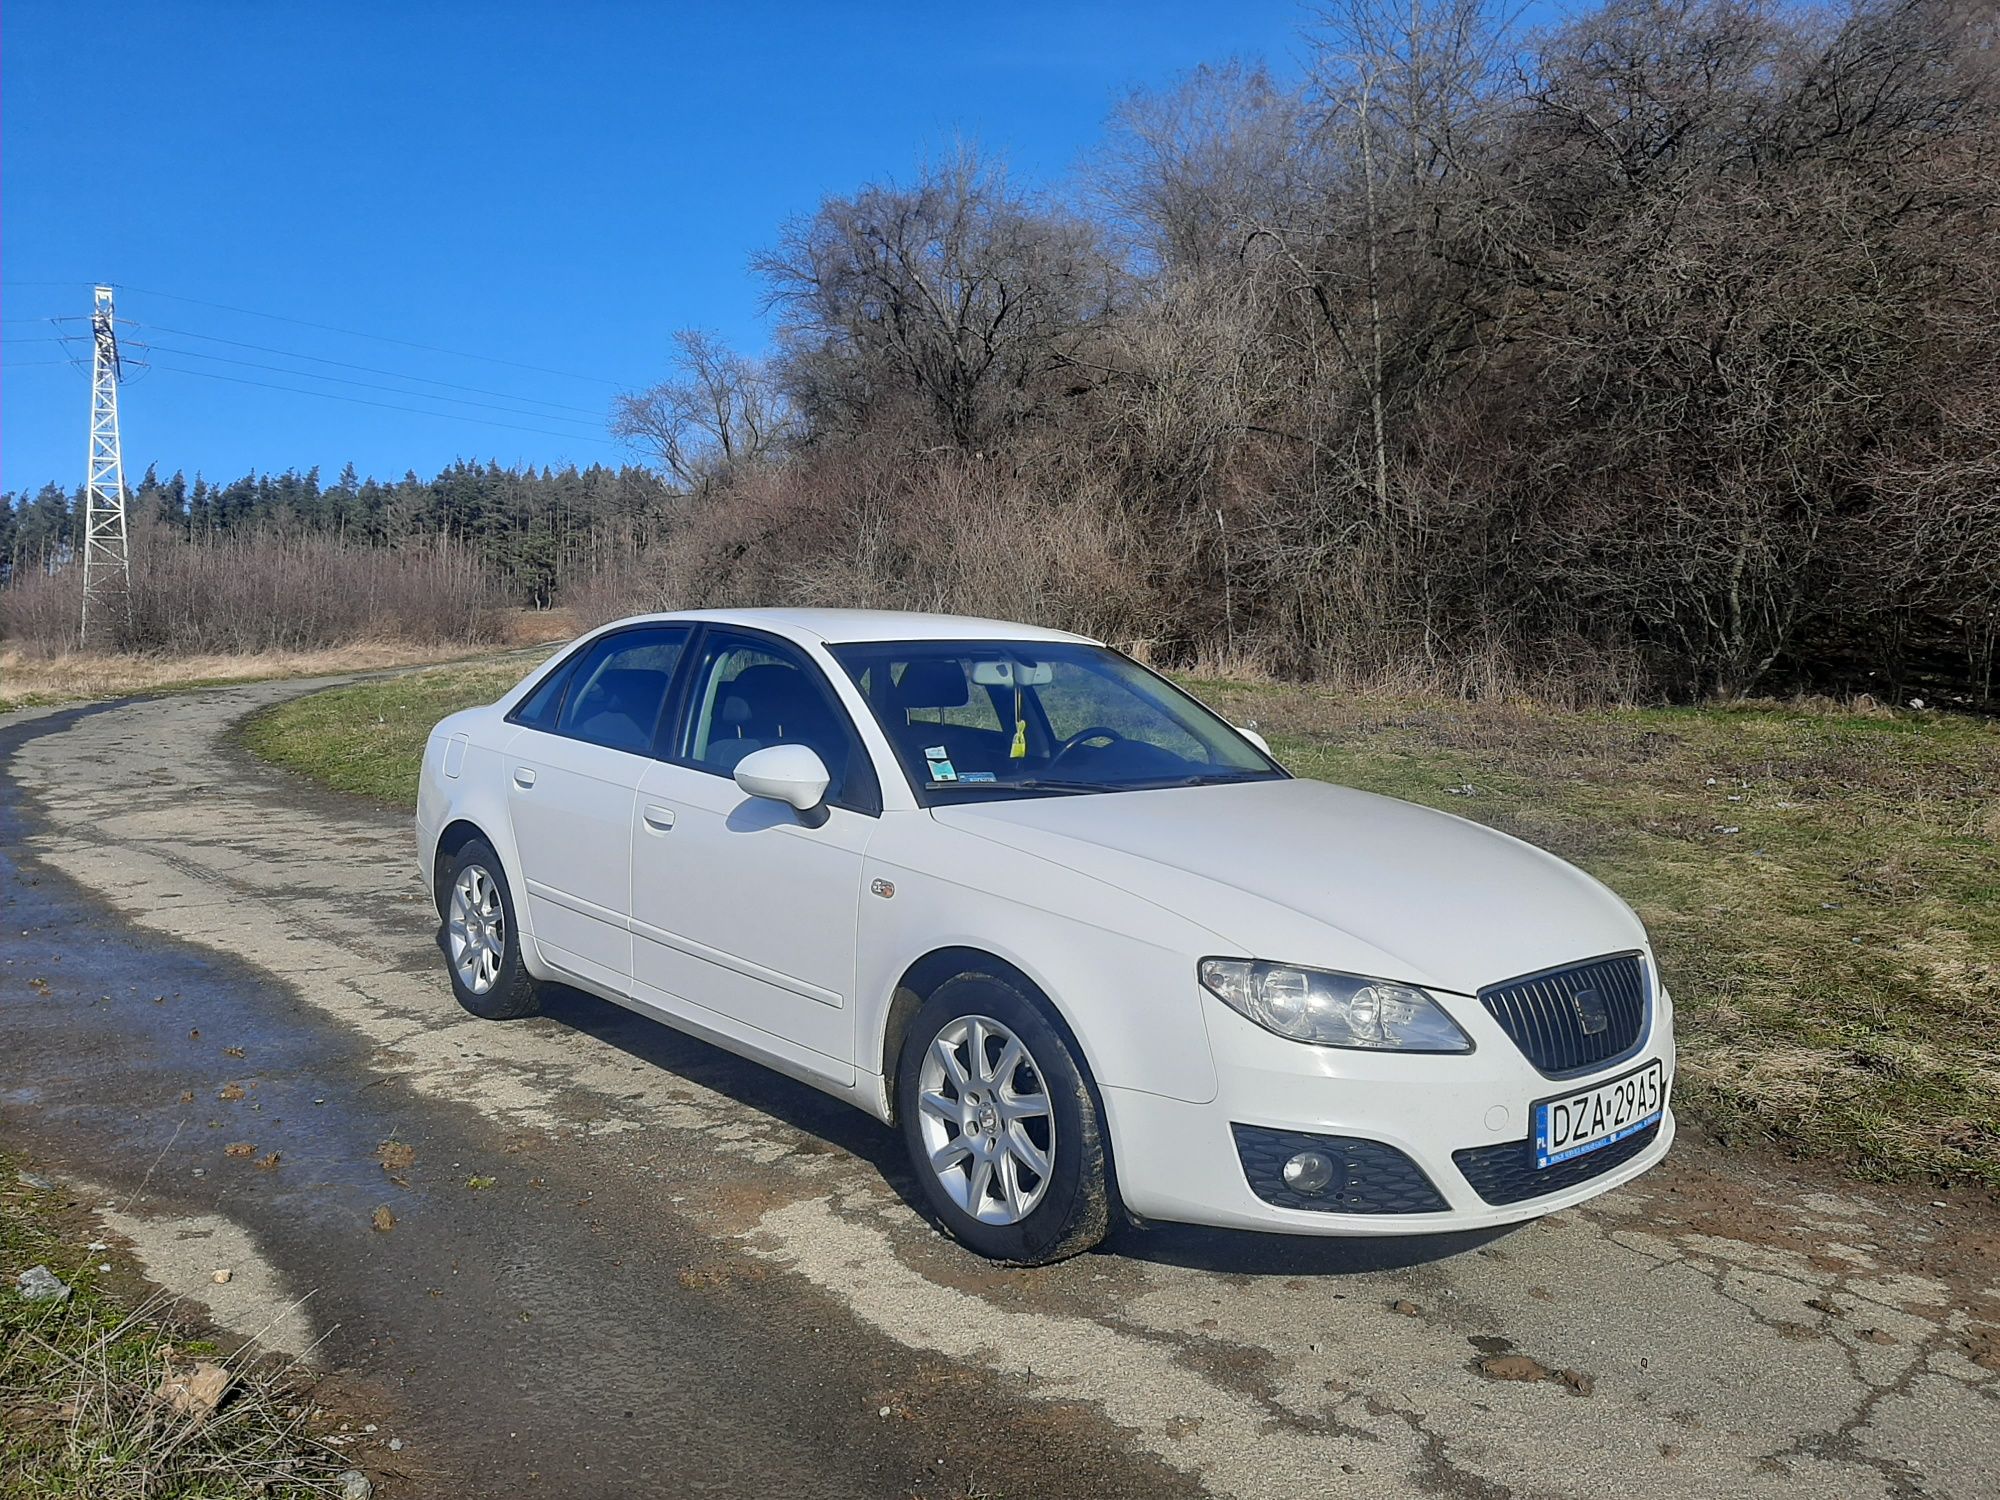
[854,812,1223,1114]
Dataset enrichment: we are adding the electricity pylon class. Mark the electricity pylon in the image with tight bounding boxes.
[81,284,130,647]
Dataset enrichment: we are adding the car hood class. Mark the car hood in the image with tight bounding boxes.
[930,778,1645,995]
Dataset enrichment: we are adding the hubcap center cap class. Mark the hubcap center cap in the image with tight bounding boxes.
[975,1103,999,1135]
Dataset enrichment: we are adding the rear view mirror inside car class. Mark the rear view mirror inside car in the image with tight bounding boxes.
[972,659,1053,687]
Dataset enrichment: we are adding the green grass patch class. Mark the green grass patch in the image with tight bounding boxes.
[1,1158,343,1497]
[249,658,2000,1189]
[1195,680,2000,1189]
[241,660,532,804]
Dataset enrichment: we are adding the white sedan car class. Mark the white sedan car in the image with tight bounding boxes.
[417,609,1674,1263]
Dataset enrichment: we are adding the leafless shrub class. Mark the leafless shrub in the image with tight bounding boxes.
[1,522,507,657]
[0,558,85,654]
[653,446,1155,637]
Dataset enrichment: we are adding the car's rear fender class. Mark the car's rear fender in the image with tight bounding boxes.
[416,718,538,956]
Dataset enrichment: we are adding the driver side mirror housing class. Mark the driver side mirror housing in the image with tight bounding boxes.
[1236,726,1273,757]
[734,743,832,827]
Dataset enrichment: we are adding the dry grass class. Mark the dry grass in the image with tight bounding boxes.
[0,611,571,715]
[1,1167,349,1498]
[0,641,459,714]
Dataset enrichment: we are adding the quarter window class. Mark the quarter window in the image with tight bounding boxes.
[512,657,574,731]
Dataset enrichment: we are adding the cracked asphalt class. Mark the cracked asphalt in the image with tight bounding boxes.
[3,677,1997,1498]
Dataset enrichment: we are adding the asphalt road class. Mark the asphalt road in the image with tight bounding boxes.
[3,679,1996,1499]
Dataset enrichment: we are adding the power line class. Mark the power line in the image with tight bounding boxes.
[144,360,627,449]
[128,340,608,428]
[127,320,611,416]
[118,284,627,387]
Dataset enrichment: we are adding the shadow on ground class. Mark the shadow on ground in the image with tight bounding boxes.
[527,973,1509,1278]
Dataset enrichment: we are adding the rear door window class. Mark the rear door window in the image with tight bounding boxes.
[551,627,691,755]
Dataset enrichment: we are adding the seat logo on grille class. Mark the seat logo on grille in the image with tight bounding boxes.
[1571,987,1611,1035]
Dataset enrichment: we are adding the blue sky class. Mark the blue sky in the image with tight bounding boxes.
[2,1,1310,493]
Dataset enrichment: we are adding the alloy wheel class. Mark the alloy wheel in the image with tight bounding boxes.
[448,864,506,996]
[915,1013,1056,1225]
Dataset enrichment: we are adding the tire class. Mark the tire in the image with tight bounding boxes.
[896,973,1110,1265]
[439,839,541,1021]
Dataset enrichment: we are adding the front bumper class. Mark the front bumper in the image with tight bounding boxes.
[1101,986,1677,1237]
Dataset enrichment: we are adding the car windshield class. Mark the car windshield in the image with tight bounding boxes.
[830,640,1283,799]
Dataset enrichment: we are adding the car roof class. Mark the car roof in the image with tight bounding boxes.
[603,607,1099,647]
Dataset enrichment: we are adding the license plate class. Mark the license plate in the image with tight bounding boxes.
[1533,1060,1666,1169]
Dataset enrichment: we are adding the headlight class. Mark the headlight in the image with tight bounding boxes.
[1199,959,1473,1052]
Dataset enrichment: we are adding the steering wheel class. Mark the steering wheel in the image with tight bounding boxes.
[1048,725,1127,765]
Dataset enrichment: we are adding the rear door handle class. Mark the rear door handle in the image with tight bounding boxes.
[512,767,537,789]
[641,804,676,832]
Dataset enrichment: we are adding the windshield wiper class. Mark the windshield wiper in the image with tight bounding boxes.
[940,777,1107,795]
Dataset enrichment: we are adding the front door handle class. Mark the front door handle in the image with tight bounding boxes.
[512,767,537,789]
[641,804,676,833]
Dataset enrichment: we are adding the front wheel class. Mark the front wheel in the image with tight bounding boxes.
[440,839,541,1020]
[896,974,1110,1264]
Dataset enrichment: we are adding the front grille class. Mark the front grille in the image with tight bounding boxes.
[1454,1120,1662,1206]
[1231,1125,1449,1214]
[1479,953,1648,1076]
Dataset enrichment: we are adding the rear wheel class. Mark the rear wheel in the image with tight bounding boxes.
[896,973,1110,1264]
[441,840,540,1020]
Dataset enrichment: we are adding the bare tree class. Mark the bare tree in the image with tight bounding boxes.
[1097,61,1318,274]
[612,330,790,495]
[757,147,1120,450]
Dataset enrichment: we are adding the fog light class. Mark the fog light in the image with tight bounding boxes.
[1282,1150,1336,1195]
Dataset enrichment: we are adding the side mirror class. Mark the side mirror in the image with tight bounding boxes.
[734,743,832,826]
[1236,726,1273,757]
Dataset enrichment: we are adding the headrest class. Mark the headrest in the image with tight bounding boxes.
[725,664,800,709]
[583,668,666,705]
[718,663,826,733]
[899,659,969,710]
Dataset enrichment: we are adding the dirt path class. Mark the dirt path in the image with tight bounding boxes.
[4,680,1996,1499]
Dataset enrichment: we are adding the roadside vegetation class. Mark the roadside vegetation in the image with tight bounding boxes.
[0,640,483,717]
[240,660,536,803]
[0,524,508,664]
[1,1161,345,1498]
[0,609,571,716]
[8,1,1996,710]
[246,665,2000,1193]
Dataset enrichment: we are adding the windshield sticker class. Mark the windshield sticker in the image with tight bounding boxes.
[923,746,949,761]
[959,771,996,783]
[928,760,959,782]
